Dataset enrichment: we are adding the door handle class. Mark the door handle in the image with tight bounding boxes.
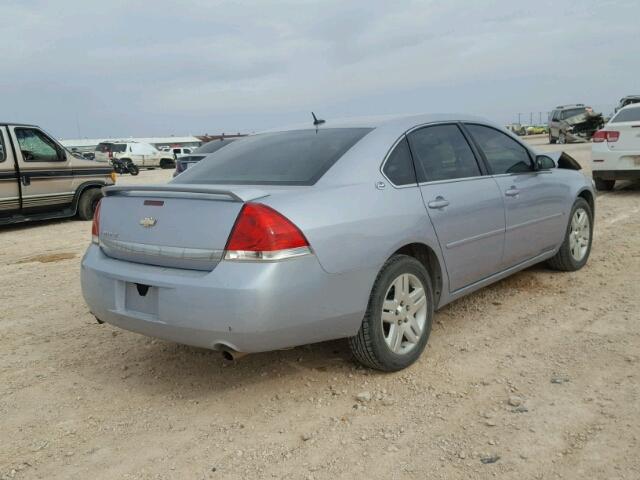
[21,175,30,186]
[505,187,520,197]
[428,196,450,209]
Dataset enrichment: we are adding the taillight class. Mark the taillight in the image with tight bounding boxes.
[224,203,311,261]
[91,200,101,244]
[593,130,619,143]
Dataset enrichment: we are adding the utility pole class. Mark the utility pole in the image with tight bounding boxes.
[539,112,542,124]
[517,113,522,125]
[529,112,533,125]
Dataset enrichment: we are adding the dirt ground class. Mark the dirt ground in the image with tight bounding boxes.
[1,138,639,480]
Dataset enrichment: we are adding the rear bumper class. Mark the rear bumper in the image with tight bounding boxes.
[592,169,640,180]
[80,246,374,352]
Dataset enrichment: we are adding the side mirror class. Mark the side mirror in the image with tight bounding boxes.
[536,155,555,170]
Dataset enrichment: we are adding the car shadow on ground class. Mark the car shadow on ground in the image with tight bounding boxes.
[78,265,552,397]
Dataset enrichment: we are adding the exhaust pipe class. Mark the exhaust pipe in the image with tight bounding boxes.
[220,347,248,361]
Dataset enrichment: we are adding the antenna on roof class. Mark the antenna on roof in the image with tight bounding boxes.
[311,112,325,126]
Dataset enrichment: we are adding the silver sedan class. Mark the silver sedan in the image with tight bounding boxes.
[81,114,594,371]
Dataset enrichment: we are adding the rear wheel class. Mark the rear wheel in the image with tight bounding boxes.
[594,178,614,191]
[349,255,434,371]
[160,158,174,169]
[77,188,102,221]
[547,198,592,271]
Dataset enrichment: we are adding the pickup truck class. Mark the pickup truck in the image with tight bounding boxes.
[94,141,175,169]
[0,122,115,225]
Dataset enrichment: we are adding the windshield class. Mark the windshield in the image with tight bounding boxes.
[175,128,372,185]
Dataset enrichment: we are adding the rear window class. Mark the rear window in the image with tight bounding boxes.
[561,108,586,119]
[611,107,640,123]
[95,143,113,152]
[194,138,237,154]
[111,144,127,153]
[175,128,372,185]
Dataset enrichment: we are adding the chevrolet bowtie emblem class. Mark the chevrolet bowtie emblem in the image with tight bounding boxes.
[140,217,157,228]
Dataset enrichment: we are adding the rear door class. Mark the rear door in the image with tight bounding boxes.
[409,123,505,292]
[0,126,20,218]
[9,126,74,212]
[464,123,567,267]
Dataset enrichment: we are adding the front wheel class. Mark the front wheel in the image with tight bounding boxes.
[547,198,593,271]
[77,188,102,221]
[549,133,556,144]
[558,132,567,144]
[349,255,434,371]
[128,164,140,176]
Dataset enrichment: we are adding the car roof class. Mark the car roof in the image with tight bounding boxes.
[261,113,490,134]
[554,104,586,110]
[618,102,640,110]
[0,122,38,127]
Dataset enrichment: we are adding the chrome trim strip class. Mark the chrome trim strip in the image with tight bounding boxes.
[445,227,505,249]
[505,212,564,233]
[417,175,487,187]
[100,237,224,262]
[22,191,75,198]
[224,246,312,262]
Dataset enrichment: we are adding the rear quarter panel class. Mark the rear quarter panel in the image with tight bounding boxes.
[265,183,440,273]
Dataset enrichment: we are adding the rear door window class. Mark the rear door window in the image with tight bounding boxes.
[176,128,372,185]
[383,137,416,186]
[465,124,532,174]
[611,108,640,123]
[408,124,481,182]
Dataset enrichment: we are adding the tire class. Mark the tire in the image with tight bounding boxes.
[549,133,556,144]
[128,164,140,176]
[160,158,174,169]
[558,132,566,144]
[547,198,593,272]
[349,254,434,371]
[594,178,614,191]
[77,188,102,221]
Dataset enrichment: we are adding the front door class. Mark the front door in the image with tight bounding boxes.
[9,126,74,213]
[0,127,20,218]
[408,123,506,292]
[464,123,567,267]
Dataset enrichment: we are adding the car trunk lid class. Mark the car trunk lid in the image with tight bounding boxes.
[97,184,269,271]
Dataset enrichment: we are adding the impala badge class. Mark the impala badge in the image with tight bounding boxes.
[140,217,157,228]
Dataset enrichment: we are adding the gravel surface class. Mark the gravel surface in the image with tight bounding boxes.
[1,140,639,479]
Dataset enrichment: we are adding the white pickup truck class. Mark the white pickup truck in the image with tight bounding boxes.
[94,141,175,169]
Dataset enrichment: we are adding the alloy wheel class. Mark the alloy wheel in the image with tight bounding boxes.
[569,208,590,261]
[381,273,427,355]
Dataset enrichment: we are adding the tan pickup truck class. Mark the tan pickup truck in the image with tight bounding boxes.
[0,122,115,225]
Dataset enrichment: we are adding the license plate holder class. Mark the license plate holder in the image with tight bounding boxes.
[125,283,159,315]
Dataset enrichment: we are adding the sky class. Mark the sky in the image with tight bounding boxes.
[1,0,638,139]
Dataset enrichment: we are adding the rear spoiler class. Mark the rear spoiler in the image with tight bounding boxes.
[102,184,269,202]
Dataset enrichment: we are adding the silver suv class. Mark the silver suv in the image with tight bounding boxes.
[548,104,604,144]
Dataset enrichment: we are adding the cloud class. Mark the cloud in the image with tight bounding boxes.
[0,0,638,137]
